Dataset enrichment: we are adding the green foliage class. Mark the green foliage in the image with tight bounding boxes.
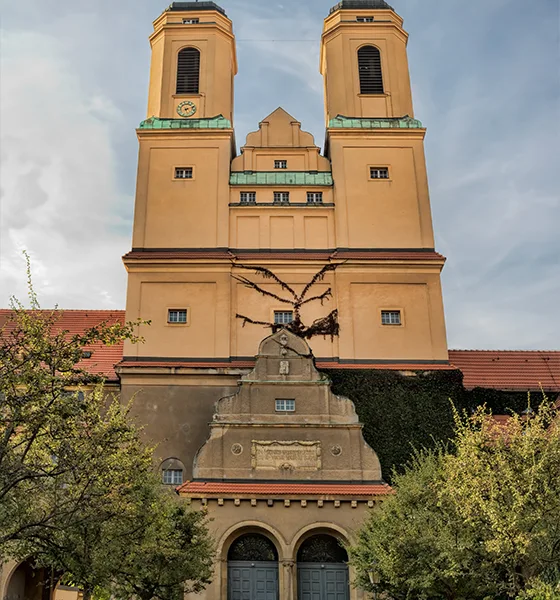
[325,368,556,481]
[349,402,560,599]
[327,369,467,481]
[0,272,214,599]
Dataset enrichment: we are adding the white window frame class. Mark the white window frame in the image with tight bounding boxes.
[306,192,323,204]
[274,160,288,169]
[274,310,294,325]
[381,310,402,326]
[369,167,389,180]
[168,309,188,324]
[182,18,199,24]
[273,191,290,204]
[240,191,256,204]
[162,469,184,485]
[357,16,375,22]
[275,399,296,412]
[175,167,193,180]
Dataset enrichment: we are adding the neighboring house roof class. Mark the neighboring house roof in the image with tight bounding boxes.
[449,350,560,392]
[0,309,125,382]
[2,309,558,391]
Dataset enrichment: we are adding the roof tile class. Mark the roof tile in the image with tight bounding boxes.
[177,481,392,496]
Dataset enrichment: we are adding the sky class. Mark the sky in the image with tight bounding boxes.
[0,0,559,350]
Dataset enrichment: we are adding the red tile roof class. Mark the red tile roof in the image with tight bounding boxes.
[0,309,125,381]
[449,350,560,392]
[177,480,392,497]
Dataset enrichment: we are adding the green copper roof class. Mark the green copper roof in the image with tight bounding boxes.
[230,172,333,186]
[328,115,423,129]
[139,116,232,130]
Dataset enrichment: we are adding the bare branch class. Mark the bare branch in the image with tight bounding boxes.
[232,263,298,299]
[232,275,293,305]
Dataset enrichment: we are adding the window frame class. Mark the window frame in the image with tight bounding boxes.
[274,160,288,170]
[167,309,189,325]
[182,18,200,24]
[380,309,403,326]
[275,399,296,413]
[176,47,201,95]
[174,166,194,180]
[369,166,390,180]
[162,469,184,485]
[358,45,384,95]
[274,310,294,325]
[273,191,290,204]
[356,16,375,22]
[240,191,257,204]
[306,191,324,204]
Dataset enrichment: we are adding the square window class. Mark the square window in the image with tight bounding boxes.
[240,191,256,204]
[370,167,389,180]
[175,167,193,179]
[306,192,323,204]
[274,311,294,325]
[381,310,402,325]
[162,469,183,485]
[168,309,187,324]
[275,399,295,412]
[273,192,290,204]
[274,160,288,169]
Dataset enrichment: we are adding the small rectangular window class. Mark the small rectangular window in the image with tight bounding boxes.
[306,192,323,204]
[274,160,288,169]
[274,311,294,325]
[370,167,389,179]
[273,192,290,204]
[275,399,296,412]
[240,191,256,204]
[168,309,187,324]
[175,167,193,179]
[381,310,401,325]
[357,16,375,22]
[162,469,183,485]
[182,18,199,24]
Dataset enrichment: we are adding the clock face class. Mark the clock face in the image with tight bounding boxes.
[177,100,197,118]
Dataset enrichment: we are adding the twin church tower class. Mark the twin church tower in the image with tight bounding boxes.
[122,0,448,375]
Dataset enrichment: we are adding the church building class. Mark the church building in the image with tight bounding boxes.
[2,1,559,599]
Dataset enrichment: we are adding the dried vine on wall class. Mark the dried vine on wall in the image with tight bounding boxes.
[232,262,342,339]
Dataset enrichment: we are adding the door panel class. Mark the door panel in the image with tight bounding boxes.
[298,564,349,600]
[228,561,278,600]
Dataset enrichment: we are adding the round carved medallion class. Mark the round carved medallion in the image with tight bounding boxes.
[330,445,342,457]
[231,443,243,455]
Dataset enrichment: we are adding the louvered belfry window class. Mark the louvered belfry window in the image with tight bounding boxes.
[176,48,200,94]
[358,45,384,94]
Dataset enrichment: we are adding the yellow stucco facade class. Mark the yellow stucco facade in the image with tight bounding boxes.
[122,0,448,369]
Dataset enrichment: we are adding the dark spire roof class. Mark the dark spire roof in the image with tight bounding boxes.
[329,0,394,14]
[167,2,226,16]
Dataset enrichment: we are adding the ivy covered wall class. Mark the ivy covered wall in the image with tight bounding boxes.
[323,368,555,483]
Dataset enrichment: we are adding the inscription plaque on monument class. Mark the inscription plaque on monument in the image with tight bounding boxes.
[251,441,322,471]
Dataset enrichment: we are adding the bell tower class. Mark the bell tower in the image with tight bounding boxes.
[320,0,413,122]
[147,1,237,122]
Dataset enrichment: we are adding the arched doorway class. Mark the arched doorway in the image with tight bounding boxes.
[297,534,349,600]
[4,560,51,600]
[227,533,279,600]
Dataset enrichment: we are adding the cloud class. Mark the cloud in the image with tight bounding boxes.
[0,30,131,308]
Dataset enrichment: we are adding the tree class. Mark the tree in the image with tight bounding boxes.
[233,262,341,339]
[349,401,560,599]
[1,275,215,599]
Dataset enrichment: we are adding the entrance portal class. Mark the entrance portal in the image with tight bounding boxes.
[297,534,349,600]
[227,533,279,600]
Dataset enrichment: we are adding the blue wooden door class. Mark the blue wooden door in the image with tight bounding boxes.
[298,563,349,600]
[228,561,278,600]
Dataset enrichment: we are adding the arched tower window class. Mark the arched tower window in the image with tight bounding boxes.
[176,47,200,94]
[358,45,384,94]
